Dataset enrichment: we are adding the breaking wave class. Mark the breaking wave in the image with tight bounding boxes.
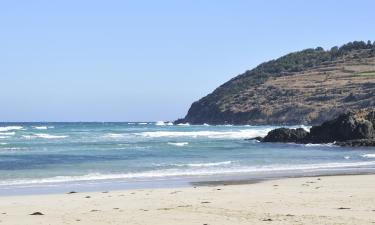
[0,126,23,132]
[177,123,190,126]
[33,126,50,130]
[0,132,15,136]
[155,121,165,126]
[167,142,189,147]
[362,154,375,159]
[102,133,128,139]
[139,129,272,139]
[172,161,233,167]
[23,134,68,139]
[305,143,336,147]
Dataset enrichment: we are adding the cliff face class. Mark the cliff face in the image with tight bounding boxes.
[176,41,375,125]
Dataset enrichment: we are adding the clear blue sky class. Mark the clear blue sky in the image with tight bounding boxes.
[1,0,374,122]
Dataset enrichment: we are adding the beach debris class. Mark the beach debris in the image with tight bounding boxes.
[262,218,273,221]
[337,207,351,210]
[30,212,44,216]
[157,208,173,211]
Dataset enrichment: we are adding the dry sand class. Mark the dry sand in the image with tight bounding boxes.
[0,174,374,225]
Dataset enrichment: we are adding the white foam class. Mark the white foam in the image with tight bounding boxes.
[138,122,148,125]
[2,161,375,186]
[290,125,312,132]
[155,121,166,126]
[33,126,48,130]
[177,123,190,126]
[362,154,375,159]
[344,156,351,160]
[22,135,34,139]
[139,129,272,139]
[0,143,7,145]
[127,123,135,125]
[305,143,336,147]
[203,123,210,126]
[0,132,15,136]
[173,161,233,167]
[167,142,189,147]
[103,133,127,139]
[0,126,23,132]
[34,134,68,139]
[0,147,27,151]
[167,122,174,126]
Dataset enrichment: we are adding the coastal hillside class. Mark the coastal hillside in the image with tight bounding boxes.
[176,41,375,125]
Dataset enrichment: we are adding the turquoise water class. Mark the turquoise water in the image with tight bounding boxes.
[0,122,375,194]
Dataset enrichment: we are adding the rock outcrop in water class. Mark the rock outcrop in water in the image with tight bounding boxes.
[176,41,375,125]
[262,128,309,143]
[260,109,375,147]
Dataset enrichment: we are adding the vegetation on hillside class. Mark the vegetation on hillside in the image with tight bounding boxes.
[220,41,375,94]
[177,41,375,125]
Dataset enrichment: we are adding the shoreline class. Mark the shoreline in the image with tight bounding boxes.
[1,168,375,196]
[0,173,374,224]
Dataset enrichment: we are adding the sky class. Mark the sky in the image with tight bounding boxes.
[1,0,375,122]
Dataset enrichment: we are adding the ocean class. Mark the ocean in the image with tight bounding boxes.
[0,122,374,195]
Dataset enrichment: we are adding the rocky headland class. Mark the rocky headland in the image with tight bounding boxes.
[176,41,375,125]
[259,109,375,147]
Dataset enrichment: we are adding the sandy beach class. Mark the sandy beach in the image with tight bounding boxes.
[0,174,374,225]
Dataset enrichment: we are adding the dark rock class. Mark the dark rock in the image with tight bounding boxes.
[263,128,308,143]
[245,136,264,142]
[261,109,375,146]
[307,110,375,143]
